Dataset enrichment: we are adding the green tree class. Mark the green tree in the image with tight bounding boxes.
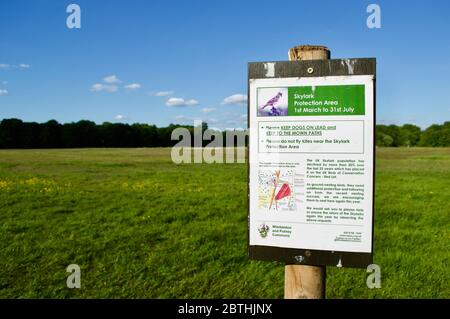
[40,120,62,147]
[376,132,394,147]
[401,124,421,146]
[439,122,450,146]
[419,124,442,146]
[0,118,24,148]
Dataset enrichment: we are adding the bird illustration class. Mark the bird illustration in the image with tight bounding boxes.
[261,92,283,109]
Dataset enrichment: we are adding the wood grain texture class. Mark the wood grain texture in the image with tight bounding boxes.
[288,45,330,61]
[284,46,328,300]
[248,58,376,79]
[285,265,326,299]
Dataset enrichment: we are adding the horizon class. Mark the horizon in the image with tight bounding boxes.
[1,0,449,130]
[1,116,448,132]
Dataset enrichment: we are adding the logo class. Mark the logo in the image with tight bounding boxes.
[258,223,270,238]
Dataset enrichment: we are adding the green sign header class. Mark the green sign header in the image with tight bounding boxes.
[288,85,365,116]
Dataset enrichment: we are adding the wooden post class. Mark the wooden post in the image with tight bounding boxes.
[284,45,329,299]
[288,45,330,61]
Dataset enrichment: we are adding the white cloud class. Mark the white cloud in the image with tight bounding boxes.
[124,83,141,90]
[0,89,8,95]
[174,115,201,123]
[0,63,31,69]
[115,114,128,120]
[221,94,247,105]
[90,83,118,92]
[103,75,121,84]
[174,115,219,125]
[201,107,216,113]
[240,114,247,121]
[91,74,137,93]
[166,97,199,107]
[153,90,174,96]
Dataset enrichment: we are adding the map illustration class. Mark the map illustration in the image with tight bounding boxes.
[258,169,296,211]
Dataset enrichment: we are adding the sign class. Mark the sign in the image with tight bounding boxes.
[248,58,376,268]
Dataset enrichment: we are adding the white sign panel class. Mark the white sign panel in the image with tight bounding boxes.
[248,74,374,259]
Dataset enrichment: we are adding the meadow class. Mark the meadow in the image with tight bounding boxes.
[0,147,449,298]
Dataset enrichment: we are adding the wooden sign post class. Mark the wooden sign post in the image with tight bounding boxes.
[285,45,329,299]
[247,46,376,300]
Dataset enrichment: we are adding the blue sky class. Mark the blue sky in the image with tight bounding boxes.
[0,0,449,129]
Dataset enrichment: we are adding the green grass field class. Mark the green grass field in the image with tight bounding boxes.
[0,147,449,298]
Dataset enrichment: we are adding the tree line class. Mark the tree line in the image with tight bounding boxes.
[0,118,225,148]
[0,118,449,148]
[376,122,450,147]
